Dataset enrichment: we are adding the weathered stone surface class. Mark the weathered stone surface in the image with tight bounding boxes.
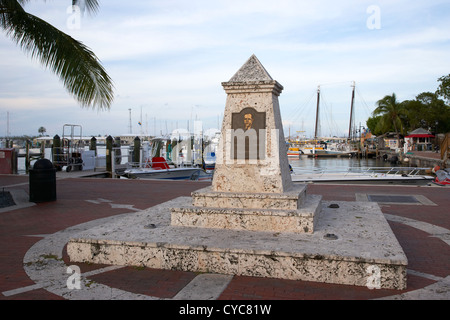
[171,194,321,233]
[192,185,306,210]
[67,198,408,290]
[228,54,273,82]
[212,55,291,194]
[171,56,308,233]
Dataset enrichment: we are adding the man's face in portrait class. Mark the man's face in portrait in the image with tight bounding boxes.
[244,113,253,130]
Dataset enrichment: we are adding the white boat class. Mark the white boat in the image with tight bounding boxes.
[123,157,202,180]
[203,152,216,172]
[300,145,324,155]
[287,146,302,158]
[300,139,356,157]
[124,166,202,180]
[287,142,326,157]
[291,167,435,184]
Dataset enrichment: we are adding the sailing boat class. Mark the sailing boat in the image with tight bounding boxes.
[298,82,357,157]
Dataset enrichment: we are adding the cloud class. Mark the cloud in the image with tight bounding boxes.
[1,0,449,138]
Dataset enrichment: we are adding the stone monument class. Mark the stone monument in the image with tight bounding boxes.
[214,54,292,193]
[67,55,407,290]
[171,55,321,234]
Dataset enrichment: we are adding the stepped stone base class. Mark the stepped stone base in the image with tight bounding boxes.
[171,194,321,234]
[67,198,408,290]
[191,185,307,210]
[171,185,319,233]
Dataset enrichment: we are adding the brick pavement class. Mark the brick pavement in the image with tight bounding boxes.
[0,174,449,300]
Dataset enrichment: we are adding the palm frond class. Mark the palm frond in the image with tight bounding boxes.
[15,0,99,15]
[71,0,99,16]
[1,0,114,110]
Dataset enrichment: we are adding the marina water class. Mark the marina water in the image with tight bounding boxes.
[290,156,405,172]
[18,147,424,176]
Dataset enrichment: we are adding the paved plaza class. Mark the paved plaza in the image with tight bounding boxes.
[0,173,449,301]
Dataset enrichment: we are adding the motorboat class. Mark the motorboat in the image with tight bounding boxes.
[287,147,302,158]
[300,145,325,155]
[123,157,202,180]
[291,166,435,185]
[203,152,216,172]
[432,168,450,186]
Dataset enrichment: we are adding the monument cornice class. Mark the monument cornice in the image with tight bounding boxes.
[221,80,284,95]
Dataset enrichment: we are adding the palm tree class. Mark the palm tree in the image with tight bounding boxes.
[0,0,114,110]
[38,126,46,136]
[373,93,406,142]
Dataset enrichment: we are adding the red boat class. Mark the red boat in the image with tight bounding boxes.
[432,169,450,186]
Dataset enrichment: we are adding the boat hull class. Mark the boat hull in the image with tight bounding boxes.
[291,173,434,185]
[125,168,202,180]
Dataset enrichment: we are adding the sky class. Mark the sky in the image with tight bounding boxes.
[1,0,450,139]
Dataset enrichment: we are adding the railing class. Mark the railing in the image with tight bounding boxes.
[441,133,450,162]
[110,147,132,178]
[291,166,432,177]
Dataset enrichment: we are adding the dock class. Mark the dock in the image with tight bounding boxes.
[55,169,110,179]
[372,149,448,169]
[404,151,448,168]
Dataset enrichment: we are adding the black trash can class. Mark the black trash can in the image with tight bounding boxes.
[29,159,56,203]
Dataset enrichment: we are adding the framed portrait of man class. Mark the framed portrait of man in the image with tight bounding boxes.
[231,107,266,160]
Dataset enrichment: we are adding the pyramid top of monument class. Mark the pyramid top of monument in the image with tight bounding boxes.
[228,54,273,82]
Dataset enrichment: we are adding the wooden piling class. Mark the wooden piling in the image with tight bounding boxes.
[90,137,97,156]
[106,135,113,178]
[25,140,30,173]
[114,137,121,165]
[133,136,141,166]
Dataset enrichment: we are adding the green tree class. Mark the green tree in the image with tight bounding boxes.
[0,0,114,110]
[436,74,450,104]
[366,115,383,136]
[402,92,450,134]
[373,93,406,140]
[401,98,426,131]
[415,92,449,133]
[38,126,46,136]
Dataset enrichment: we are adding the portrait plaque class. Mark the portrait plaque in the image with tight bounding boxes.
[231,107,266,160]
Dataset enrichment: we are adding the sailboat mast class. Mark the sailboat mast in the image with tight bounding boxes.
[348,81,355,140]
[314,85,320,139]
